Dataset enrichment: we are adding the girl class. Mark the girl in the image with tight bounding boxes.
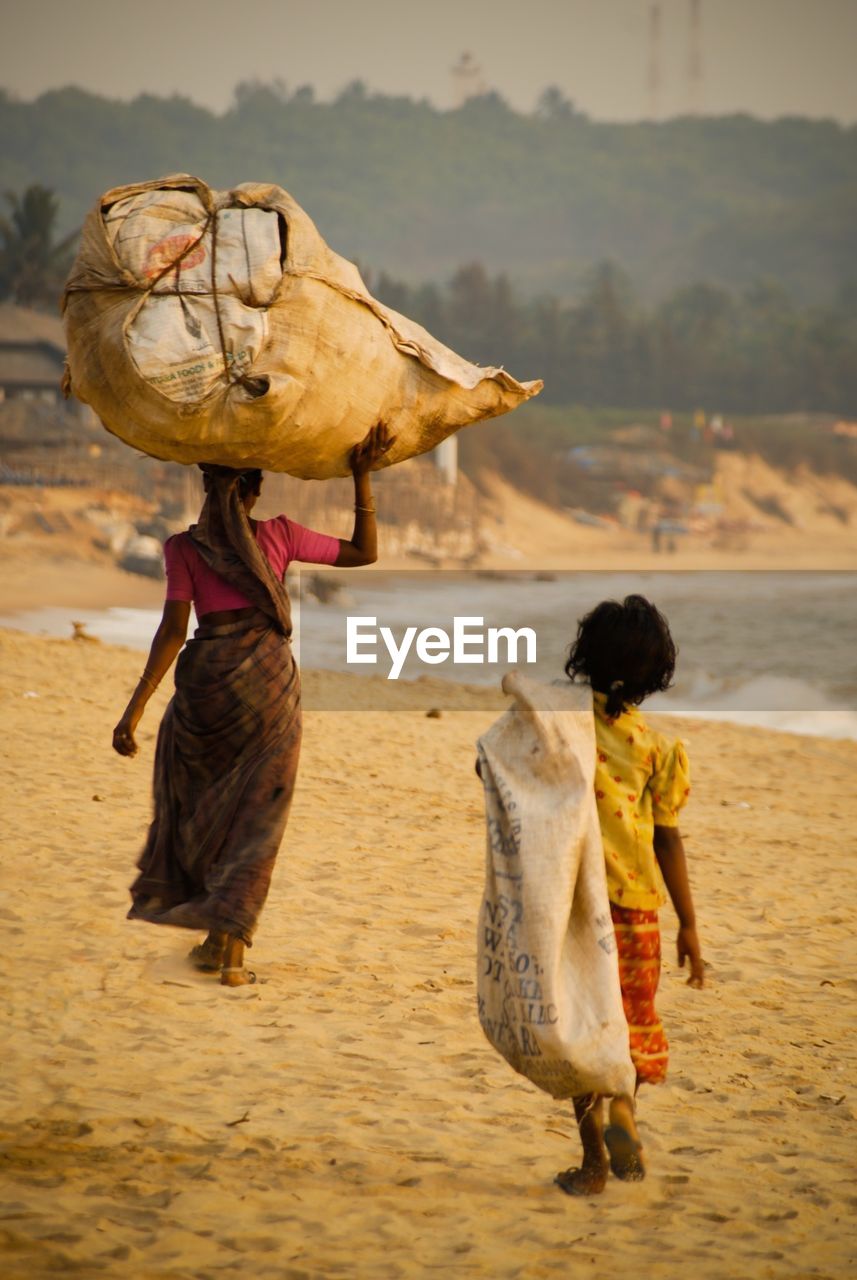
[112,423,393,986]
[556,593,705,1195]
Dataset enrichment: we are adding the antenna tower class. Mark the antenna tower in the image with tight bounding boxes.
[451,52,485,109]
[687,0,704,115]
[647,3,662,120]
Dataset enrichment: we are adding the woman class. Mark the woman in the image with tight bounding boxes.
[113,423,393,985]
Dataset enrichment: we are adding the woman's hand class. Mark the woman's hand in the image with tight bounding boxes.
[113,707,142,757]
[350,422,395,474]
[336,424,396,566]
[111,602,190,755]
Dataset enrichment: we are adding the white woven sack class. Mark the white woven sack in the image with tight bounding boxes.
[62,174,542,477]
[476,674,635,1100]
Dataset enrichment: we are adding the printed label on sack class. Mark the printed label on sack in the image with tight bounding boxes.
[126,296,266,404]
[144,233,207,279]
[104,190,282,404]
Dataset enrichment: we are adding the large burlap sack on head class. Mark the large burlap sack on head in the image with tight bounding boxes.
[62,174,542,478]
[476,674,635,1100]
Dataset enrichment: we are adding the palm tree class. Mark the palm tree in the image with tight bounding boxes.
[0,184,79,308]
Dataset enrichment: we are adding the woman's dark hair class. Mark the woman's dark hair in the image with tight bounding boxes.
[198,464,263,499]
[199,463,263,496]
[564,594,676,718]
[237,468,263,498]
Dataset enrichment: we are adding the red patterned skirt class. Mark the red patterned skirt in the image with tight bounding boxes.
[611,903,669,1085]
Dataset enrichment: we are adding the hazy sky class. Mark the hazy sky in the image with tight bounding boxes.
[2,0,856,123]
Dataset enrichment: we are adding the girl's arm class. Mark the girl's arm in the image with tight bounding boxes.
[112,600,191,756]
[653,825,705,988]
[335,422,396,567]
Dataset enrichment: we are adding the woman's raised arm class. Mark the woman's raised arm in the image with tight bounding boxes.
[335,422,396,567]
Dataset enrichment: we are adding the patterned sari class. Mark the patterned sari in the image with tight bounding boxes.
[128,467,301,945]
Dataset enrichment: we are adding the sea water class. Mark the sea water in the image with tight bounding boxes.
[3,570,856,740]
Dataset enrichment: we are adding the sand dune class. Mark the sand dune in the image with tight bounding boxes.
[1,627,856,1278]
[474,465,857,572]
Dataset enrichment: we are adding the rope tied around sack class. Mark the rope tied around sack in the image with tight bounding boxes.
[125,205,268,400]
[207,206,268,398]
[142,206,268,399]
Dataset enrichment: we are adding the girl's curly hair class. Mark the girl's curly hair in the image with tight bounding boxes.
[564,594,676,718]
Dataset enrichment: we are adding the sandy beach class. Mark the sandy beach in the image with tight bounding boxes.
[4,8,857,1275]
[1,623,855,1279]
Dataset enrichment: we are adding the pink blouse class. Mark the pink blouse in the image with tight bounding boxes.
[164,516,340,616]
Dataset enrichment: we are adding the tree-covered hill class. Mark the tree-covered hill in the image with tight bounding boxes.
[2,83,855,303]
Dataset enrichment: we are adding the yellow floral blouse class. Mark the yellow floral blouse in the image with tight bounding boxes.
[592,691,691,911]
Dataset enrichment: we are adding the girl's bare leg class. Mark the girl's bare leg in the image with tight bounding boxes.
[605,1093,646,1180]
[555,1095,609,1195]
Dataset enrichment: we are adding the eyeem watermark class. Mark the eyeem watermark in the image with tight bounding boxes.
[346,615,538,680]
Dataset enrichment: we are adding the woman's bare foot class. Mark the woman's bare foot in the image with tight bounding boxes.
[188,929,227,972]
[220,936,256,986]
[605,1094,646,1181]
